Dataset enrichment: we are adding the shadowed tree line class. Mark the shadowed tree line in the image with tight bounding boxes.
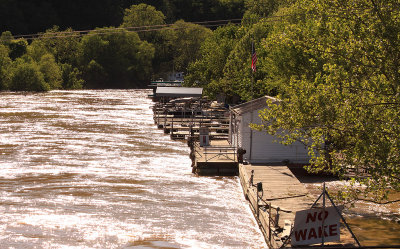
[0,0,244,35]
[0,2,217,91]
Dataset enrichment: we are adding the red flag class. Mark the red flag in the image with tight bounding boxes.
[251,43,257,72]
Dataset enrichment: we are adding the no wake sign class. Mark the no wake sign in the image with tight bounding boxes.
[291,206,342,246]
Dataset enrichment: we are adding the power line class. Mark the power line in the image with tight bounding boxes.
[7,15,292,41]
[10,18,244,41]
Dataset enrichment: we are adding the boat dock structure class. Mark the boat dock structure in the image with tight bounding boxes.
[149,86,362,248]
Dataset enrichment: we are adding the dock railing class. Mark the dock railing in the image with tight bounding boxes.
[193,142,237,163]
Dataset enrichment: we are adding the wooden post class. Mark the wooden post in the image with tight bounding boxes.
[171,117,174,137]
[256,195,259,218]
[322,182,326,247]
[163,110,167,130]
[256,182,262,219]
[268,203,272,242]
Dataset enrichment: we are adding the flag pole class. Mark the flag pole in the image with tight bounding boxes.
[251,41,255,100]
[249,40,256,161]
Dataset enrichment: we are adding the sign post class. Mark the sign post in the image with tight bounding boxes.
[279,183,361,248]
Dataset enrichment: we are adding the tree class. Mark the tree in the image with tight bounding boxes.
[121,4,170,77]
[27,39,49,62]
[256,0,400,201]
[0,31,13,47]
[160,0,245,24]
[212,20,273,102]
[39,27,83,67]
[60,63,83,89]
[121,4,166,41]
[185,24,240,97]
[0,0,246,35]
[38,53,62,89]
[9,59,49,91]
[0,44,12,89]
[244,0,279,18]
[26,39,63,90]
[162,20,212,72]
[80,28,154,88]
[32,27,84,89]
[8,39,27,60]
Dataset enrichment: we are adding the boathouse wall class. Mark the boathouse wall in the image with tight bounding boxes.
[230,96,310,164]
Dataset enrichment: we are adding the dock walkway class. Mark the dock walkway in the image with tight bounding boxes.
[191,140,238,175]
[239,163,314,248]
[239,163,355,248]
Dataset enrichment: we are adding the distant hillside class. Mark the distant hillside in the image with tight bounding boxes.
[0,0,245,35]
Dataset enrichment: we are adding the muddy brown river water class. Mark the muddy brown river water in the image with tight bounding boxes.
[0,90,266,248]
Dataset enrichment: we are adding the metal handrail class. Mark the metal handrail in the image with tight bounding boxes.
[203,145,237,162]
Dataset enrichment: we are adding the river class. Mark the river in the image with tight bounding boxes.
[0,90,267,248]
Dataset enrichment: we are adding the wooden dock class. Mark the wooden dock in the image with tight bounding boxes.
[239,163,313,248]
[239,163,356,248]
[190,140,238,176]
[152,98,230,141]
[151,93,237,175]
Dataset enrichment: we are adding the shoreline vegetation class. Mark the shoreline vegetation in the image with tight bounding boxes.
[0,0,399,226]
[0,0,246,92]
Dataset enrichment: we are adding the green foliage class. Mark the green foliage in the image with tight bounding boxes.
[186,24,239,89]
[255,0,400,200]
[80,28,154,88]
[9,39,27,60]
[122,4,166,31]
[38,53,62,89]
[60,64,83,89]
[9,59,49,91]
[244,0,279,17]
[121,4,170,76]
[39,26,83,66]
[0,44,12,89]
[27,40,49,62]
[84,59,108,88]
[0,31,13,46]
[220,21,272,101]
[26,38,63,90]
[1,32,72,91]
[184,0,399,200]
[162,20,212,72]
[121,4,166,45]
[0,1,245,90]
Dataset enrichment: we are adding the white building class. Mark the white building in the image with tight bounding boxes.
[229,96,310,164]
[166,72,184,82]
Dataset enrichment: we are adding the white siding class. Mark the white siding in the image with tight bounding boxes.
[239,109,310,164]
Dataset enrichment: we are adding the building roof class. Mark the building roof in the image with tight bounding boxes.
[230,96,278,115]
[149,81,183,87]
[155,87,203,98]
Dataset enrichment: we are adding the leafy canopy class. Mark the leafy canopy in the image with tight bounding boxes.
[255,0,400,201]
